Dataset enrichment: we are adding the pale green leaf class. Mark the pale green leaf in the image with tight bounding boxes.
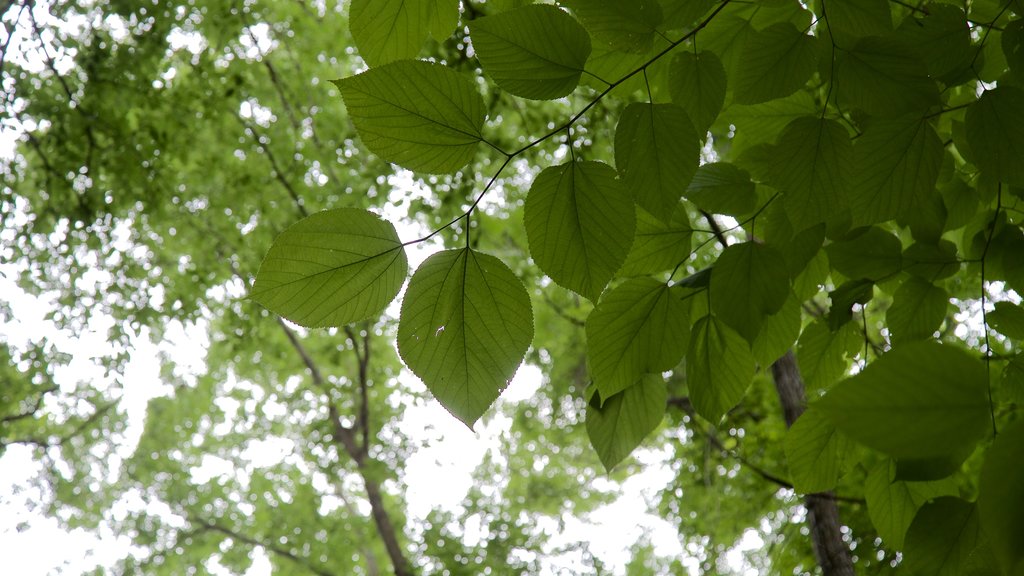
[615,103,700,218]
[685,162,757,217]
[752,293,801,366]
[905,497,986,576]
[687,314,756,422]
[619,206,692,277]
[335,60,486,174]
[850,116,944,227]
[825,226,902,281]
[350,0,460,66]
[525,161,635,301]
[252,209,407,328]
[469,4,591,100]
[865,459,959,549]
[561,0,664,53]
[816,341,990,463]
[797,319,858,390]
[886,278,948,345]
[989,301,1024,340]
[710,241,791,343]
[784,407,854,493]
[668,50,727,134]
[978,419,1024,574]
[765,116,852,227]
[733,22,817,105]
[835,36,940,116]
[966,86,1024,187]
[587,279,691,399]
[397,248,533,427]
[587,374,667,472]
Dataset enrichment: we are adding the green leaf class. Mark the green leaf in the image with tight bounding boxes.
[825,226,902,281]
[797,319,858,390]
[721,90,817,153]
[252,209,408,328]
[397,248,533,427]
[733,22,817,105]
[350,0,459,66]
[587,279,691,399]
[903,240,961,280]
[905,497,986,576]
[826,0,892,44]
[710,241,791,343]
[965,86,1024,187]
[685,162,757,217]
[886,278,948,345]
[751,293,801,366]
[850,116,944,227]
[835,36,940,116]
[687,314,756,422]
[667,50,727,135]
[865,459,959,550]
[764,116,852,227]
[335,60,486,174]
[561,0,664,53]
[898,4,972,81]
[525,161,635,301]
[828,279,874,331]
[469,4,591,100]
[816,341,990,464]
[618,206,692,277]
[986,301,1024,340]
[784,407,854,493]
[658,0,715,31]
[615,103,700,218]
[586,374,667,472]
[978,419,1024,574]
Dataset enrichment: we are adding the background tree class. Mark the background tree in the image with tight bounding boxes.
[3,1,1024,576]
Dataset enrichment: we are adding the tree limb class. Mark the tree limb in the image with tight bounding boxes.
[192,517,337,576]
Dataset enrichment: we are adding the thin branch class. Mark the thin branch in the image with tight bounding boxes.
[192,517,337,576]
[1,385,58,424]
[236,114,308,218]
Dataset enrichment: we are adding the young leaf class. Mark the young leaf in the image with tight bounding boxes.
[587,374,667,472]
[978,419,1024,574]
[850,116,943,227]
[816,341,990,465]
[825,226,902,281]
[560,0,664,53]
[764,116,851,227]
[614,103,700,219]
[397,248,533,428]
[732,22,817,105]
[687,314,756,423]
[965,86,1024,187]
[350,0,459,66]
[587,279,691,400]
[684,162,757,217]
[252,209,408,328]
[525,161,635,301]
[886,278,948,345]
[618,206,692,277]
[668,50,727,135]
[904,497,987,576]
[710,241,791,343]
[835,36,940,117]
[335,60,486,174]
[469,4,591,100]
[784,407,854,494]
[865,459,959,549]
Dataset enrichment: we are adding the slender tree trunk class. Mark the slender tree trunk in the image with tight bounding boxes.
[363,475,414,576]
[771,351,856,576]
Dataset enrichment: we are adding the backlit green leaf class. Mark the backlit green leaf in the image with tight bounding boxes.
[826,0,892,44]
[252,209,408,328]
[784,407,854,493]
[835,36,940,116]
[817,341,989,464]
[905,497,986,576]
[886,278,948,345]
[619,206,692,277]
[828,279,875,331]
[350,0,459,66]
[752,293,801,366]
[965,86,1024,187]
[667,50,727,135]
[335,60,486,174]
[988,301,1024,340]
[587,278,691,400]
[826,226,902,281]
[687,314,756,422]
[850,116,943,227]
[865,459,959,549]
[898,4,972,81]
[978,419,1024,574]
[722,90,817,153]
[397,248,533,427]
[525,161,635,301]
[658,0,715,30]
[615,103,700,218]
[561,0,664,53]
[685,162,757,217]
[797,320,858,390]
[587,374,667,472]
[710,242,791,344]
[469,4,591,100]
[733,22,817,105]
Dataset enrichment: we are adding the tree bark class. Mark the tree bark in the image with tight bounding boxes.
[771,351,856,576]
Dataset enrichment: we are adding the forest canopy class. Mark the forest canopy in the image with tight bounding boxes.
[2,0,1024,574]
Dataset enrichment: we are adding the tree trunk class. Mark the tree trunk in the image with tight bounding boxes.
[771,351,856,576]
